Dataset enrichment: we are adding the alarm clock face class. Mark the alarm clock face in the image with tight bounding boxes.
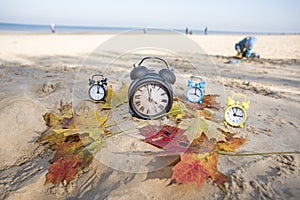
[224,106,246,126]
[89,85,106,101]
[130,81,172,119]
[186,87,203,102]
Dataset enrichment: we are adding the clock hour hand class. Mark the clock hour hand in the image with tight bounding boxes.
[193,88,200,97]
[97,85,100,94]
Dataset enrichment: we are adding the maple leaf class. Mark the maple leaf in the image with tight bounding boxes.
[186,133,216,154]
[202,94,222,110]
[171,133,246,188]
[168,99,197,120]
[186,94,222,110]
[168,101,184,120]
[45,140,93,185]
[38,129,70,150]
[102,82,128,110]
[171,152,227,187]
[139,125,190,153]
[38,101,109,185]
[197,110,213,120]
[179,117,227,143]
[217,137,247,152]
[43,101,73,128]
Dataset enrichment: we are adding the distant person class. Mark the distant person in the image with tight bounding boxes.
[185,27,189,35]
[204,27,208,35]
[235,36,257,59]
[50,24,55,33]
[189,29,192,35]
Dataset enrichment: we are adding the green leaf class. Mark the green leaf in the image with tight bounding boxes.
[102,82,128,110]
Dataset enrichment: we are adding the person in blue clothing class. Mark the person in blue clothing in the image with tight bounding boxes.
[235,36,257,59]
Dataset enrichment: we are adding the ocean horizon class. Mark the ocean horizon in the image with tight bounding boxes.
[0,22,298,35]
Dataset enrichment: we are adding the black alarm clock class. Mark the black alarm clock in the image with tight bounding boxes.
[128,56,176,119]
[88,74,107,101]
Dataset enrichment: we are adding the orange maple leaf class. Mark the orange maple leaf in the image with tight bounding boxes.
[217,137,247,152]
[185,94,222,110]
[172,152,227,187]
[171,133,246,188]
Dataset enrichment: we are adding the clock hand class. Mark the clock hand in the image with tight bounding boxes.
[144,85,152,102]
[145,85,151,97]
[152,99,158,104]
[235,115,244,118]
[97,85,100,94]
[233,108,237,114]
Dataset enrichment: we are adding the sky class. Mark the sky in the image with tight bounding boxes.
[0,0,300,33]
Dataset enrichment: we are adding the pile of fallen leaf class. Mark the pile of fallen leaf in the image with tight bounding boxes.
[37,83,246,190]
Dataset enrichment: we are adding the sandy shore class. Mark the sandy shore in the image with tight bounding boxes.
[0,33,299,200]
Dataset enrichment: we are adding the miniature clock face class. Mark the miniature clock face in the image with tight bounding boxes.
[224,106,247,127]
[186,87,203,102]
[89,84,106,101]
[130,81,172,119]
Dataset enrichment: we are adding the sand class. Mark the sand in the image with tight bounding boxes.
[0,33,299,200]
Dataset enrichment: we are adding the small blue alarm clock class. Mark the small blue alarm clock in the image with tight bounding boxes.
[186,75,205,103]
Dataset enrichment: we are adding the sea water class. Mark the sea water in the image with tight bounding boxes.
[0,22,288,35]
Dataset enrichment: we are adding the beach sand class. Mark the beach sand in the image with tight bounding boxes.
[0,33,299,199]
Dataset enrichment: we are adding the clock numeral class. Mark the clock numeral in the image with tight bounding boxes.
[161,92,167,96]
[146,109,150,114]
[140,106,145,112]
[151,84,156,89]
[135,101,141,106]
[158,105,164,110]
[161,99,167,103]
[135,95,141,99]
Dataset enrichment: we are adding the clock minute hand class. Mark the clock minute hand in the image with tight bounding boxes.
[233,108,237,114]
[145,85,151,97]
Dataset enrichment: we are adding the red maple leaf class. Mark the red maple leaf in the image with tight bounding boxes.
[139,125,189,153]
[45,141,93,185]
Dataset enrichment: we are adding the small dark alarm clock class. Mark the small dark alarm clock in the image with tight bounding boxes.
[88,74,107,101]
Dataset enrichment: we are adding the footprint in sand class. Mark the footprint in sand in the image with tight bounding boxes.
[37,80,60,97]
